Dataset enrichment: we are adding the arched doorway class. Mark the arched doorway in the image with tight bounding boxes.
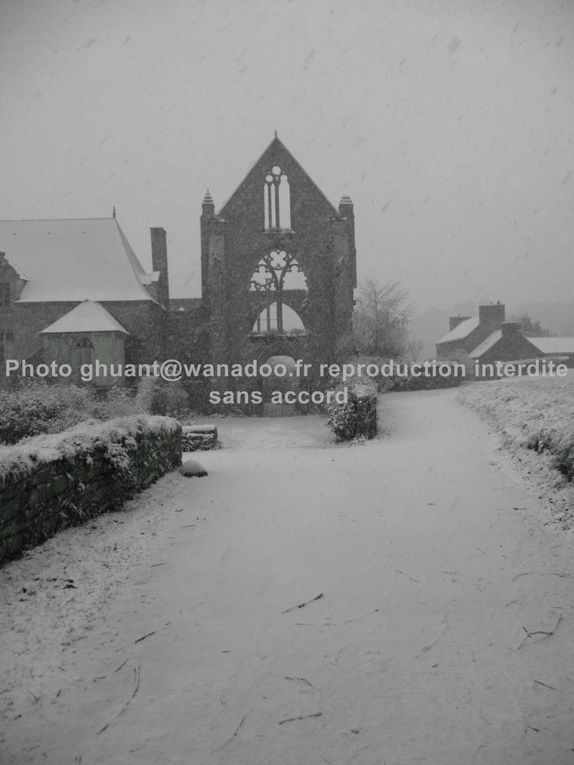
[262,355,300,417]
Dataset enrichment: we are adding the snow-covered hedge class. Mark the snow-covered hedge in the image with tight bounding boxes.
[327,383,378,442]
[459,375,574,482]
[380,361,463,392]
[0,382,140,445]
[0,415,182,565]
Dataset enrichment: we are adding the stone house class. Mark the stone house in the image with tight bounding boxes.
[436,302,546,369]
[0,217,169,387]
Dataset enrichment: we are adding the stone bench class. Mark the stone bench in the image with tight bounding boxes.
[181,424,219,452]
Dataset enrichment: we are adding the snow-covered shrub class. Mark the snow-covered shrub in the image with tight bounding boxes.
[0,381,140,445]
[327,383,377,442]
[381,361,463,392]
[135,375,189,416]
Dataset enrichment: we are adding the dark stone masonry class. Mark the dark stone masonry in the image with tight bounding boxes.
[0,416,182,565]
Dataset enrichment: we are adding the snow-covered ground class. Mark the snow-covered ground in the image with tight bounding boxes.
[458,373,574,529]
[1,392,573,764]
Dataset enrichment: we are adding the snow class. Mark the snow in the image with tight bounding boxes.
[0,415,180,485]
[40,301,130,335]
[458,373,574,528]
[1,392,574,764]
[0,218,156,303]
[436,316,479,344]
[469,329,502,357]
[529,337,574,355]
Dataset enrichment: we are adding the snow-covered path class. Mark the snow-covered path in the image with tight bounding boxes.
[2,389,574,765]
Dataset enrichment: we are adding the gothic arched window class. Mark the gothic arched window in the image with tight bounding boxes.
[263,166,291,231]
[250,250,306,334]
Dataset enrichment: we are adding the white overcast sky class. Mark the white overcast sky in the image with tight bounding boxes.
[0,0,572,310]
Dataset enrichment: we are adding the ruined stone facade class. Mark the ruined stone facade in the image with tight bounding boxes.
[197,136,357,373]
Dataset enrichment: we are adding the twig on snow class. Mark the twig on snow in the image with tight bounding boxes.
[113,657,129,673]
[418,617,448,656]
[282,593,324,613]
[97,665,141,735]
[279,712,323,725]
[534,679,557,691]
[213,714,247,750]
[518,615,562,650]
[134,631,156,644]
[285,676,313,687]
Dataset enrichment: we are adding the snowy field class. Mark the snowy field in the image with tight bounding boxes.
[1,394,573,764]
[458,372,574,528]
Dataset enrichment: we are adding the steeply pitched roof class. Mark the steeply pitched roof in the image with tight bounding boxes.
[218,135,339,217]
[529,336,574,354]
[437,317,479,344]
[469,330,502,358]
[0,218,156,303]
[40,300,129,334]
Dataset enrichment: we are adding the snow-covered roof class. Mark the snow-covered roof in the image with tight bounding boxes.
[0,218,156,303]
[469,330,502,358]
[529,337,574,355]
[40,300,129,335]
[437,317,479,344]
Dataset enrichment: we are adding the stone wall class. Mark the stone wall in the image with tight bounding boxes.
[0,415,182,565]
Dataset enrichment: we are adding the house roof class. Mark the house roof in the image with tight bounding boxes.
[437,317,479,344]
[40,300,130,334]
[529,336,574,355]
[469,330,502,358]
[0,217,156,303]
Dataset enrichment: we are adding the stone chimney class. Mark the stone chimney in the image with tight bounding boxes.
[201,190,216,298]
[449,315,471,331]
[150,227,169,309]
[478,301,505,329]
[338,195,356,287]
[501,321,521,336]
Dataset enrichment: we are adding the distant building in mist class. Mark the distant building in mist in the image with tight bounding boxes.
[436,302,546,369]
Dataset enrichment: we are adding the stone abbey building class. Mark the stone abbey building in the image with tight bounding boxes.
[0,136,357,393]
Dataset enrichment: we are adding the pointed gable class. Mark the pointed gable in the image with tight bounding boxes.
[40,300,130,334]
[218,136,339,221]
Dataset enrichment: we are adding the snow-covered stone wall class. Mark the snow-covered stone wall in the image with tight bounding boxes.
[0,415,182,564]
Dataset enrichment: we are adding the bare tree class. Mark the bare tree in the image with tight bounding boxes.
[509,313,554,337]
[353,279,414,358]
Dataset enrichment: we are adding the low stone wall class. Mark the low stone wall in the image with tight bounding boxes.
[182,424,219,451]
[0,415,182,565]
